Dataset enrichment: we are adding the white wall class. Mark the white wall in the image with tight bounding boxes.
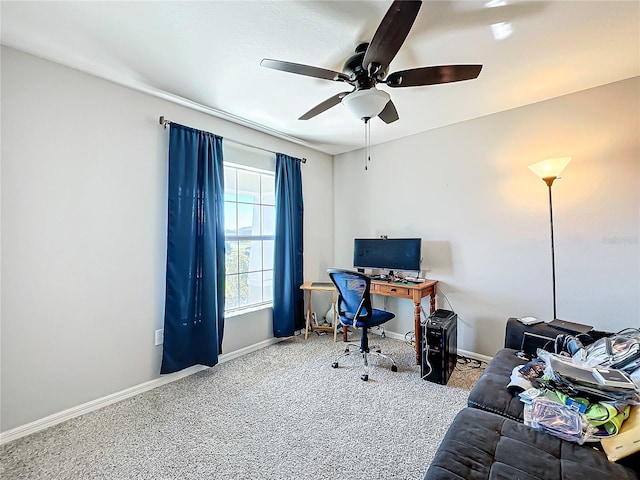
[2,44,637,434]
[333,77,639,356]
[0,47,334,432]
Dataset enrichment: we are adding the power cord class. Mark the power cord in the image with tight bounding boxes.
[404,331,416,348]
[403,330,433,379]
[455,355,486,372]
[437,288,454,312]
[421,345,433,380]
[435,285,471,327]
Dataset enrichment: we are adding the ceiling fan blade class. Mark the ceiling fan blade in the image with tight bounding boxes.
[362,1,422,76]
[378,100,399,124]
[386,65,483,87]
[261,59,349,82]
[299,92,351,120]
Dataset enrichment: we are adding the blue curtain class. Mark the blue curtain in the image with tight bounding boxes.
[273,153,304,337]
[161,123,225,374]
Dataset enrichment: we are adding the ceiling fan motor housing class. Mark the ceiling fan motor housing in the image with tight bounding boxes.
[342,43,384,90]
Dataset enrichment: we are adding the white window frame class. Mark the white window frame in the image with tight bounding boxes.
[223,161,275,315]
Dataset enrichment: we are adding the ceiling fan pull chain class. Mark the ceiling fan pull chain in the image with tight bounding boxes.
[364,118,369,170]
[367,120,372,166]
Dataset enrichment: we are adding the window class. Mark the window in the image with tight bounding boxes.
[223,162,275,313]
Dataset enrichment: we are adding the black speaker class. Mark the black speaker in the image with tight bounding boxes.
[421,309,457,385]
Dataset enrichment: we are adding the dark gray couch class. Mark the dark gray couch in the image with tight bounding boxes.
[424,345,639,479]
[425,407,637,480]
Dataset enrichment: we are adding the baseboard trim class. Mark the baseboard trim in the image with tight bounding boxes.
[384,330,414,343]
[457,348,493,364]
[0,337,284,445]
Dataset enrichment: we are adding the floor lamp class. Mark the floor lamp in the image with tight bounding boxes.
[528,157,571,320]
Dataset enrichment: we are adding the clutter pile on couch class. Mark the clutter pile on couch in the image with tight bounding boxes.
[424,319,640,480]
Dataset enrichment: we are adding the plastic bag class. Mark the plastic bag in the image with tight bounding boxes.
[536,350,640,403]
[529,396,594,444]
[582,328,640,373]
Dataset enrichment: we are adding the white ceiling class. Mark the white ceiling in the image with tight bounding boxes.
[2,1,639,155]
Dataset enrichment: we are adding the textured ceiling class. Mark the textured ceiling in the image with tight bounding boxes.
[2,0,639,155]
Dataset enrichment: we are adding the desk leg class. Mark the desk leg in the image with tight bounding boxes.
[430,286,436,314]
[414,301,421,365]
[413,286,437,365]
[305,290,312,340]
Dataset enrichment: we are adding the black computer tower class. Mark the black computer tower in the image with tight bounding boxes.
[421,309,457,385]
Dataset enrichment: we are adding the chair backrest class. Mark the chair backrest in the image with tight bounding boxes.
[327,269,373,321]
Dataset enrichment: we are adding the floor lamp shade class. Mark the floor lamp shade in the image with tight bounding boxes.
[529,157,571,320]
[528,157,571,186]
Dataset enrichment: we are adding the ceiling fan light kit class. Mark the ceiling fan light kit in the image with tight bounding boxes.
[342,89,391,120]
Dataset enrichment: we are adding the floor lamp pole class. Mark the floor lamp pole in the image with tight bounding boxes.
[546,180,557,320]
[528,156,570,322]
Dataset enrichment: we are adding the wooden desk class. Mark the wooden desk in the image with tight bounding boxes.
[301,279,437,363]
[371,279,438,365]
[300,281,338,342]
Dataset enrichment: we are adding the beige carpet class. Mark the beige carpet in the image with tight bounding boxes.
[1,333,484,480]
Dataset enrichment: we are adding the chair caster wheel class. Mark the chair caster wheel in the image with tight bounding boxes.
[376,349,382,353]
[344,348,350,353]
[331,362,339,368]
[360,374,368,381]
[391,365,398,372]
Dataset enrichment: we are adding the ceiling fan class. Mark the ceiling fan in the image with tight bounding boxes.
[261,0,482,124]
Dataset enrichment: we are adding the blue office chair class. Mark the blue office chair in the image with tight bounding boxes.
[327,269,398,381]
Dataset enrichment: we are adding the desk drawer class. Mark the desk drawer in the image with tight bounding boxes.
[372,283,412,299]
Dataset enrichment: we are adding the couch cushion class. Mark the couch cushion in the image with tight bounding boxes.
[424,408,638,480]
[468,348,527,422]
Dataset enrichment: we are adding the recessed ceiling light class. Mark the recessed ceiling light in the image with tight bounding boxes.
[485,0,507,8]
[491,22,513,40]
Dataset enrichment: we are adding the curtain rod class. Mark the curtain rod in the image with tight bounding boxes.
[159,116,306,163]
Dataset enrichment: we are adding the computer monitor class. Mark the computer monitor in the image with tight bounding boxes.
[353,238,421,274]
